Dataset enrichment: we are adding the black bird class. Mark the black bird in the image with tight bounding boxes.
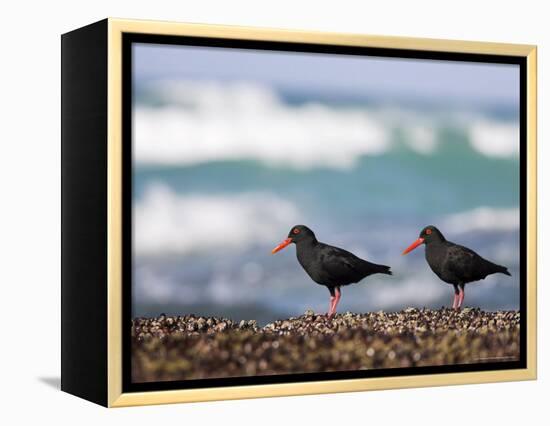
[272,225,392,318]
[402,225,511,309]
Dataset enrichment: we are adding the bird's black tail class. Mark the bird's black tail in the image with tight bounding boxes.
[493,263,511,277]
[498,265,512,276]
[373,263,392,276]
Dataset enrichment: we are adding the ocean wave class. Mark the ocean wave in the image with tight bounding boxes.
[134,81,518,169]
[469,120,519,157]
[135,82,389,170]
[442,207,519,234]
[134,184,299,255]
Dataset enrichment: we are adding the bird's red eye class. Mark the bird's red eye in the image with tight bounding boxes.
[293,228,300,234]
[426,229,432,235]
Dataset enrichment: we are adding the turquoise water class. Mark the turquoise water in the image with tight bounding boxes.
[134,139,519,219]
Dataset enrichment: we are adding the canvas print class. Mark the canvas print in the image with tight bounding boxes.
[130,42,521,384]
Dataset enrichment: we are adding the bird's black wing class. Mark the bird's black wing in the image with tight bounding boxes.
[444,243,486,282]
[316,244,372,284]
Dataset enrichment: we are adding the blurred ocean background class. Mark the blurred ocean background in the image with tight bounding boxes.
[132,44,520,324]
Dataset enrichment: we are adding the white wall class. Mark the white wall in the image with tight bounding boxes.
[1,1,546,424]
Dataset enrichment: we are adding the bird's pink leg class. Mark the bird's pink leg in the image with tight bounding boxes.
[457,286,465,309]
[328,296,335,316]
[452,293,459,309]
[329,287,341,318]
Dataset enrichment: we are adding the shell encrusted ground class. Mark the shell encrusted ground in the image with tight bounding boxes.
[131,308,520,383]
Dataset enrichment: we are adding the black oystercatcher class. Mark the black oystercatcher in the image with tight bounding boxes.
[402,225,511,309]
[272,225,392,318]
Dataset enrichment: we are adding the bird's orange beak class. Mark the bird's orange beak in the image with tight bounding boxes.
[402,237,424,255]
[271,238,292,254]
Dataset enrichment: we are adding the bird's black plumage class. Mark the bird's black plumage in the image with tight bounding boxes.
[272,225,391,317]
[403,225,510,309]
[293,227,392,287]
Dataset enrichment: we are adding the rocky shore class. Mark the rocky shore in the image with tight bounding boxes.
[131,308,520,383]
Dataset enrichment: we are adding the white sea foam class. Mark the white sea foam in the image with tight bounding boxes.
[469,120,519,157]
[134,81,520,169]
[443,207,519,234]
[404,123,437,155]
[134,184,300,255]
[135,81,389,170]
